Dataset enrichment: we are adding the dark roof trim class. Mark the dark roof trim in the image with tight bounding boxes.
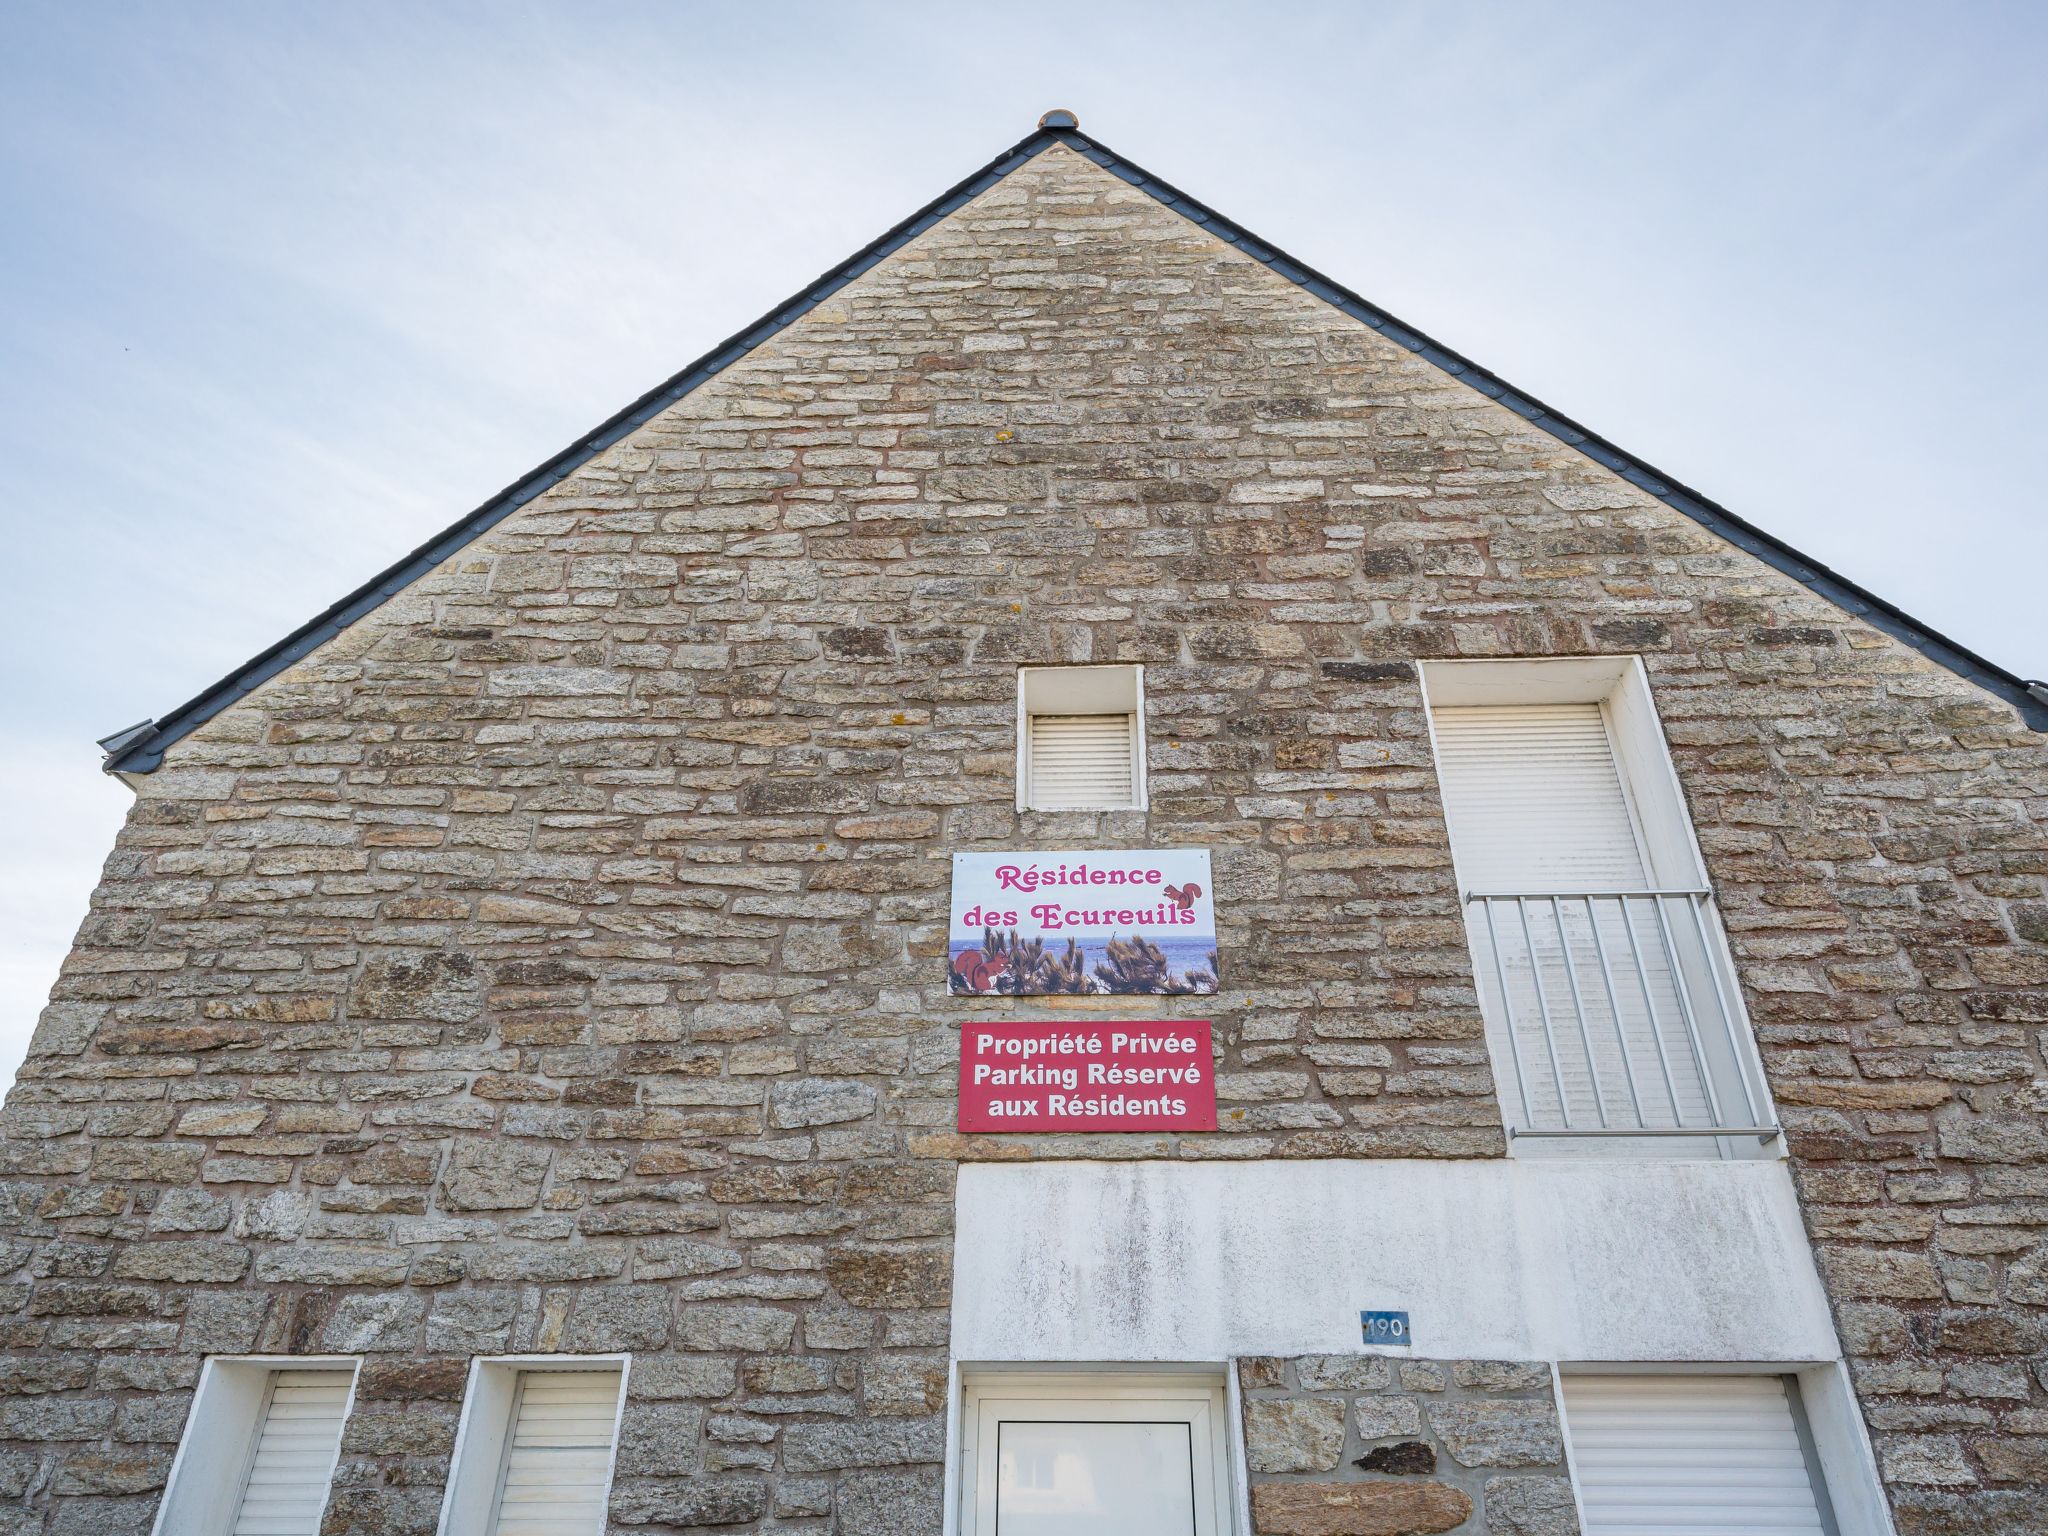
[1054,133,2046,733]
[102,125,1070,774]
[105,120,2045,771]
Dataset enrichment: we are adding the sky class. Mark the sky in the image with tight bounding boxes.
[1,0,2044,1091]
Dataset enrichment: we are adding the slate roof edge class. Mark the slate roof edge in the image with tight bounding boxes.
[102,121,2045,772]
[101,125,1071,774]
[1056,130,2045,733]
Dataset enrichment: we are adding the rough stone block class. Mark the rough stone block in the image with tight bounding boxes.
[862,1357,947,1416]
[1484,1476,1581,1535]
[838,1467,945,1536]
[440,1142,550,1212]
[608,1476,767,1526]
[1355,1441,1436,1474]
[1297,1356,1393,1393]
[675,1304,795,1353]
[110,1242,249,1283]
[1251,1480,1473,1535]
[770,1078,880,1129]
[782,1417,944,1472]
[1426,1401,1563,1468]
[614,1402,706,1477]
[1246,1397,1347,1472]
[564,1287,673,1352]
[320,1293,426,1352]
[1352,1395,1424,1441]
[823,1244,949,1309]
[253,1245,408,1286]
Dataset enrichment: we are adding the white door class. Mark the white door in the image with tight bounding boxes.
[964,1376,1229,1536]
[996,1420,1194,1535]
[1563,1374,1837,1535]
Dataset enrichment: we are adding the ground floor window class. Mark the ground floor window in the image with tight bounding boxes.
[1561,1372,1840,1535]
[438,1356,628,1536]
[154,1356,359,1536]
[959,1371,1234,1536]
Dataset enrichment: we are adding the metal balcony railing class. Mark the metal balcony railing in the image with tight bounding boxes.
[1464,890,1781,1143]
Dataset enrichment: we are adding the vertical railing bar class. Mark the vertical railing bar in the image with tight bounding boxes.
[1583,895,1645,1127]
[1617,895,1687,1126]
[1515,896,1573,1129]
[1550,895,1609,1129]
[1651,894,1726,1129]
[1478,897,1538,1131]
[1683,892,1761,1125]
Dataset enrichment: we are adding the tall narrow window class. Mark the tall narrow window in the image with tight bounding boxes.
[154,1358,358,1536]
[438,1357,627,1536]
[490,1371,622,1535]
[1423,659,1779,1152]
[232,1370,355,1536]
[1562,1374,1840,1534]
[1018,666,1146,811]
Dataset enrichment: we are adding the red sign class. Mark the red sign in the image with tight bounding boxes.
[958,1021,1216,1133]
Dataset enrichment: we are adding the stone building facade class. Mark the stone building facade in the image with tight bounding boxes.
[2,118,2044,1535]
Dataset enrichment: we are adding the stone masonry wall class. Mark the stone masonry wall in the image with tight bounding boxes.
[1239,1355,1575,1535]
[0,140,2041,1533]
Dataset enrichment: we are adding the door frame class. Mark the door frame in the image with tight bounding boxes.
[957,1369,1235,1536]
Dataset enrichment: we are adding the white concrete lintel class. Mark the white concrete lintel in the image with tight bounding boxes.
[951,1157,1839,1365]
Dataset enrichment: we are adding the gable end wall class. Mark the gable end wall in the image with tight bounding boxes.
[0,143,2042,1534]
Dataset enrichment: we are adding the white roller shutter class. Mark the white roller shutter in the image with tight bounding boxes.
[1430,703,1647,892]
[1026,713,1138,809]
[1431,703,1713,1130]
[489,1369,622,1536]
[230,1368,352,1536]
[1564,1375,1834,1535]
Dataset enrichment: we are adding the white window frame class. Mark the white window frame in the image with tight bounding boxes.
[1419,656,1782,1159]
[150,1355,361,1536]
[1420,657,1705,888]
[1016,665,1148,812]
[435,1354,631,1536]
[954,1367,1237,1536]
[1552,1360,1891,1536]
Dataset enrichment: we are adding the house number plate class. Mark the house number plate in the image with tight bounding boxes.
[1360,1310,1412,1349]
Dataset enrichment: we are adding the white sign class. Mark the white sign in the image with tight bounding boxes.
[949,848,1218,996]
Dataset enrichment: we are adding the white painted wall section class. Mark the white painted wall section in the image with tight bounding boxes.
[952,1159,1838,1365]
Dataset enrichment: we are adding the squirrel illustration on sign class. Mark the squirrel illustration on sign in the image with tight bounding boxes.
[1163,882,1202,912]
[951,949,1012,992]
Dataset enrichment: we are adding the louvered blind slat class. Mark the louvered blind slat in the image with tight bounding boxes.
[1564,1375,1831,1534]
[488,1369,620,1536]
[1027,713,1137,809]
[1432,704,1715,1130]
[231,1369,351,1536]
[1430,704,1646,891]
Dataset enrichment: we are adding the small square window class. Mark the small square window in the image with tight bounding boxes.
[1018,665,1146,811]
